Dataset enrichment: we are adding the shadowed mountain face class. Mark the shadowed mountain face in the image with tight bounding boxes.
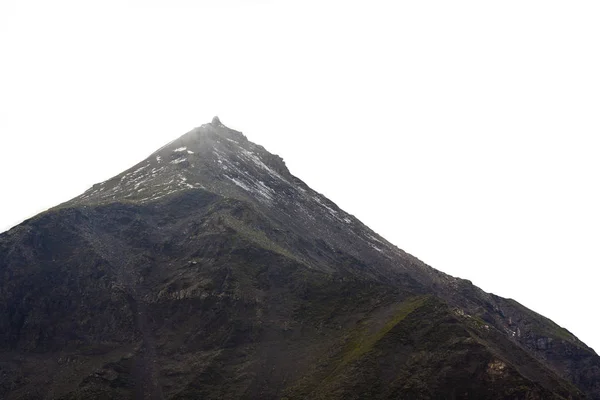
[1,118,598,399]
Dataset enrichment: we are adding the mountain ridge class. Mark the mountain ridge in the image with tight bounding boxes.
[1,118,598,399]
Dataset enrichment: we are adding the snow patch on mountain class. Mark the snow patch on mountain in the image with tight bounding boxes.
[226,176,252,192]
[239,148,287,183]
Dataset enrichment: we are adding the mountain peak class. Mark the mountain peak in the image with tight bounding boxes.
[211,115,222,126]
[4,120,600,399]
[64,119,292,208]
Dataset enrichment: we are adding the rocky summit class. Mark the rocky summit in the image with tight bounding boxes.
[1,118,599,399]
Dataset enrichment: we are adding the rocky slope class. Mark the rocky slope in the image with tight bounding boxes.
[1,117,598,399]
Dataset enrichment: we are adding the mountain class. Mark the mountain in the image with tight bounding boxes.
[1,117,598,399]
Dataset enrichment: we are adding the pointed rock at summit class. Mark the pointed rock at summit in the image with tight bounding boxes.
[1,119,599,400]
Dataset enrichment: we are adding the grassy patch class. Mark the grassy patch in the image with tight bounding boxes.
[318,296,428,387]
[221,214,299,263]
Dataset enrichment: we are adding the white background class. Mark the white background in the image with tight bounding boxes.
[1,1,599,352]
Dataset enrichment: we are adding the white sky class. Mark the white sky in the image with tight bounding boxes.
[1,1,599,352]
